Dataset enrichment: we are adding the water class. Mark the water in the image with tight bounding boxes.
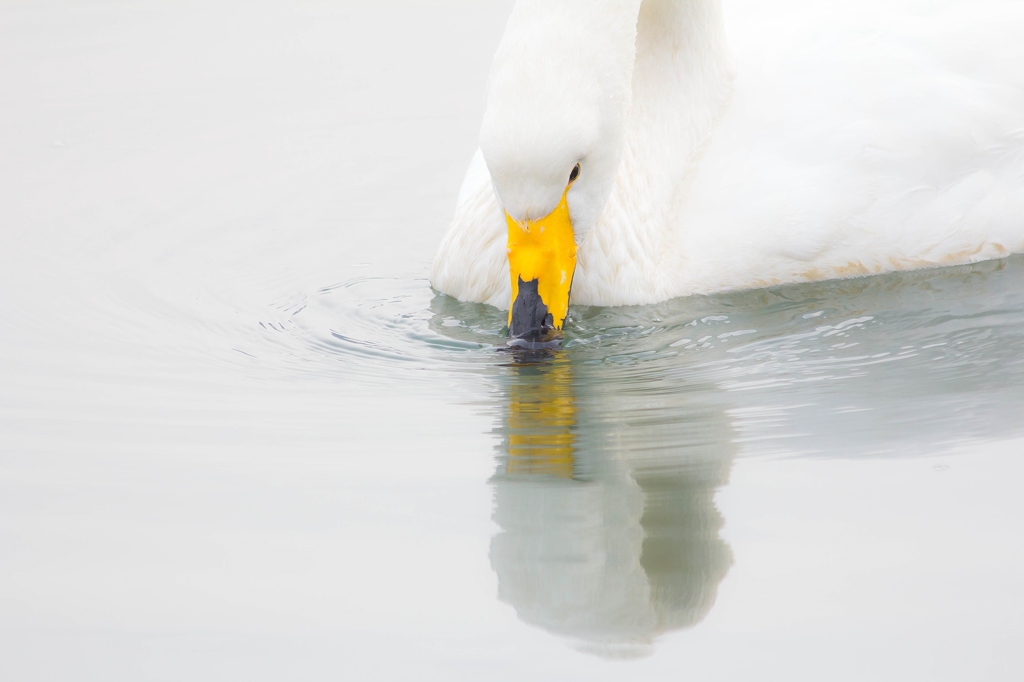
[3,2,1024,680]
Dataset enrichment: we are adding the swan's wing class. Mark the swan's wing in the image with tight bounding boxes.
[430,149,510,309]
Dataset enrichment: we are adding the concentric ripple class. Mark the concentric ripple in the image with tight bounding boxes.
[254,275,507,385]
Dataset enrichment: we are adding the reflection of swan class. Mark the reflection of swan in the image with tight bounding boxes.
[424,255,1024,654]
[489,357,733,655]
[432,0,1024,338]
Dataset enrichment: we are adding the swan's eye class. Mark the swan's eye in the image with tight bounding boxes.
[568,163,580,184]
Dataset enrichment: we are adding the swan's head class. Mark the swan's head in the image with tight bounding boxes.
[479,0,639,342]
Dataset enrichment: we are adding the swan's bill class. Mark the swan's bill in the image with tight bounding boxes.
[506,188,577,341]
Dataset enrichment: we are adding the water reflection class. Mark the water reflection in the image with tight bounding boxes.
[490,352,734,656]
[289,257,1024,652]
[410,258,1024,654]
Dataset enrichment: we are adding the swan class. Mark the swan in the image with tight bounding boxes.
[430,0,1024,341]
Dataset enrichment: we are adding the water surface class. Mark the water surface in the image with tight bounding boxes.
[3,2,1024,680]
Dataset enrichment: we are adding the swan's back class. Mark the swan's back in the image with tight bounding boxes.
[668,0,1024,296]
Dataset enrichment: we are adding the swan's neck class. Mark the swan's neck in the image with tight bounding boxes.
[627,0,732,210]
[579,0,732,301]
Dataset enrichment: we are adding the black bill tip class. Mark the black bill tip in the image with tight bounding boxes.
[509,277,558,343]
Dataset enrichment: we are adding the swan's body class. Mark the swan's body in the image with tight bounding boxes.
[431,0,1024,311]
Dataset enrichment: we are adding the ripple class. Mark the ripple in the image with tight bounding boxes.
[252,255,1024,461]
[256,275,507,384]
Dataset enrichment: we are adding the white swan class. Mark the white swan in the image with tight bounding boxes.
[431,0,1024,339]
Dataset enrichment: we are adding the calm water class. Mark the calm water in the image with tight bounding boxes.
[3,2,1024,680]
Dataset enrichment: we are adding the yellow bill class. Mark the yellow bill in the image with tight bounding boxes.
[506,188,577,341]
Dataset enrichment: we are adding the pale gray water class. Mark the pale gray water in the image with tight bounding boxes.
[3,2,1024,680]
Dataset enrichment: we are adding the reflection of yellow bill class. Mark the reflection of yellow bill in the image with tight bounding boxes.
[505,361,575,479]
[506,187,577,335]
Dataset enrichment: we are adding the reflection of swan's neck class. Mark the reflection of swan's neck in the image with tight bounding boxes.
[495,360,654,648]
[491,472,655,652]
